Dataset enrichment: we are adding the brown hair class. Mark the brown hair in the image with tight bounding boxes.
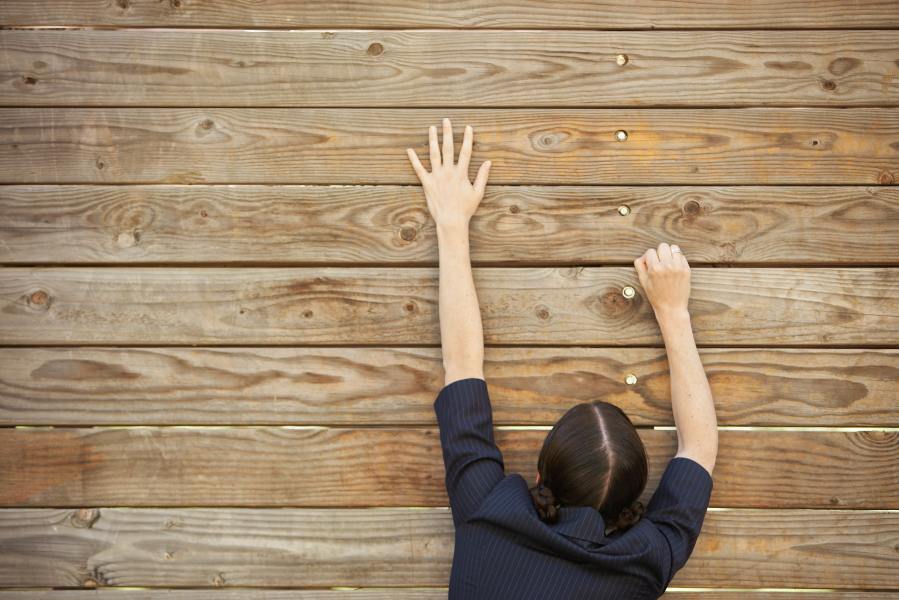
[529,400,649,533]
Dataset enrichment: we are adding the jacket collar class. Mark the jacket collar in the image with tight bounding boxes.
[550,504,608,545]
[468,475,609,549]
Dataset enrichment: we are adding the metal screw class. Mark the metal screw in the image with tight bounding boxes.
[615,130,628,142]
[616,54,629,66]
[622,286,635,299]
[625,374,638,385]
[617,205,631,216]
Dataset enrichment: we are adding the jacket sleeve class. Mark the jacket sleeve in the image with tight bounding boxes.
[644,456,714,592]
[433,377,506,526]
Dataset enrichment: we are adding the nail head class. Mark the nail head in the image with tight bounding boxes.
[617,205,631,216]
[622,286,636,298]
[616,54,629,66]
[615,130,628,142]
[625,374,638,385]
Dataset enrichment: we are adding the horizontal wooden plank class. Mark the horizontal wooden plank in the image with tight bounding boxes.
[3,594,899,600]
[2,185,897,265]
[1,347,895,426]
[2,30,897,107]
[1,109,897,184]
[0,508,896,588]
[1,427,896,508]
[2,1,898,29]
[0,267,895,345]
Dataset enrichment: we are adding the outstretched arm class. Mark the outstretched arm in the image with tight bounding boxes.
[635,243,718,477]
[407,118,492,386]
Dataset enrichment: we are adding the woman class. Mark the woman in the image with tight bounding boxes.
[407,119,718,600]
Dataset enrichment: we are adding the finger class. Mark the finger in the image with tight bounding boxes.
[657,242,673,263]
[442,117,455,166]
[671,244,690,266]
[473,160,492,197]
[644,247,660,269]
[406,148,428,179]
[429,125,441,169]
[633,255,646,275]
[458,125,473,172]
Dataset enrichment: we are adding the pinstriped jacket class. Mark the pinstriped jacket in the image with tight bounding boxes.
[434,377,713,600]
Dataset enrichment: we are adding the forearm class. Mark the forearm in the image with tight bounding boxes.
[657,309,718,459]
[437,223,484,384]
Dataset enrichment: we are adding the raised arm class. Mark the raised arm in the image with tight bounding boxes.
[634,243,718,477]
[406,118,492,386]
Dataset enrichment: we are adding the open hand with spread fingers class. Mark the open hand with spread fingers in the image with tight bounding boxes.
[633,242,692,322]
[406,117,492,233]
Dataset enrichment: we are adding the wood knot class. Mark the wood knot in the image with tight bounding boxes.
[400,226,417,241]
[509,204,520,214]
[199,209,208,218]
[29,290,49,306]
[33,61,48,70]
[214,573,226,586]
[116,230,140,248]
[535,305,550,320]
[683,200,702,216]
[829,496,840,505]
[302,309,313,318]
[367,42,384,56]
[531,129,570,152]
[820,78,837,91]
[404,302,416,313]
[878,171,894,185]
[116,0,129,8]
[827,57,860,76]
[596,288,637,318]
[170,0,182,7]
[96,157,105,170]
[71,508,100,528]
[200,118,215,130]
[22,76,37,85]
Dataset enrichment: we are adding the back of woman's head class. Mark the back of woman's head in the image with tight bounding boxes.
[529,400,648,533]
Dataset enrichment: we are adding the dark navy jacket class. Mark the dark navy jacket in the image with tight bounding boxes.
[434,377,714,600]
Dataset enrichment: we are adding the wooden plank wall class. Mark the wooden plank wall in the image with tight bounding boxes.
[0,2,897,597]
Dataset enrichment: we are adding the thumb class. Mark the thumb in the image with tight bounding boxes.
[633,256,648,286]
[473,160,491,197]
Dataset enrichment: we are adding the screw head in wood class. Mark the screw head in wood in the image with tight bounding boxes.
[622,286,636,298]
[615,130,628,142]
[616,54,629,66]
[617,205,631,216]
[625,374,638,385]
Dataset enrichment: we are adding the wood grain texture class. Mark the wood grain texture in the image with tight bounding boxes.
[0,347,896,427]
[2,30,898,107]
[1,108,897,184]
[3,594,899,600]
[1,427,896,508]
[0,267,895,345]
[0,508,897,588]
[2,0,899,28]
[2,185,898,265]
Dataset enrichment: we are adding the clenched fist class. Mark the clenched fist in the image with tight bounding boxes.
[634,242,691,321]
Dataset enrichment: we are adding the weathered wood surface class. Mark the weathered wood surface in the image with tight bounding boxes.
[1,109,897,185]
[1,267,895,345]
[1,427,896,508]
[3,30,898,107]
[3,594,898,600]
[1,347,896,426]
[2,185,897,265]
[2,0,898,29]
[0,508,896,588]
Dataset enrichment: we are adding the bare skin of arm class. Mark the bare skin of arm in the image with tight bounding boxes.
[407,118,492,386]
[635,243,719,477]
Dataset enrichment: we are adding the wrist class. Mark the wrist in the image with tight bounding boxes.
[655,307,692,331]
[436,221,470,241]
